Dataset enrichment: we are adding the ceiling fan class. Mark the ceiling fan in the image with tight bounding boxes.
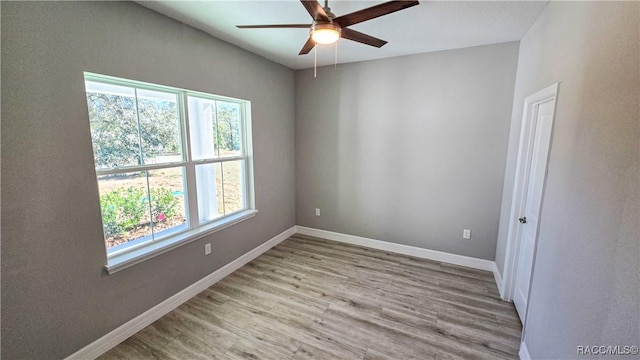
[237,0,420,55]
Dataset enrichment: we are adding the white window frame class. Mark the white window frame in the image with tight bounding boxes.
[84,73,256,274]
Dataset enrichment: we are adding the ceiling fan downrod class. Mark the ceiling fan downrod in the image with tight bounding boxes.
[323,0,335,19]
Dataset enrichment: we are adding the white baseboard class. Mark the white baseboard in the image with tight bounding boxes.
[493,262,505,300]
[519,340,531,360]
[295,226,495,272]
[65,226,296,360]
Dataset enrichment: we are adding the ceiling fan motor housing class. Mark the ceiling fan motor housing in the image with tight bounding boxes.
[311,22,341,34]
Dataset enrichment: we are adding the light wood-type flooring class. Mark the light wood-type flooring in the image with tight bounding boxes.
[99,234,522,359]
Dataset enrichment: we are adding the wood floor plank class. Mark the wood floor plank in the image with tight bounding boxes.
[436,317,520,355]
[211,301,303,356]
[318,305,442,359]
[365,345,438,360]
[117,337,169,360]
[292,342,363,360]
[224,338,293,360]
[196,288,232,307]
[291,235,441,271]
[99,235,521,360]
[379,306,437,329]
[253,254,350,285]
[160,309,239,355]
[219,299,365,359]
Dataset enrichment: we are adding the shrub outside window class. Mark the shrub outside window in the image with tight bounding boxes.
[84,73,255,272]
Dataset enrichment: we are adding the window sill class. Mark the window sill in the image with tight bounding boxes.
[105,209,258,274]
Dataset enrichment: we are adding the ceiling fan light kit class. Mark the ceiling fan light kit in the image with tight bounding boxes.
[311,23,341,45]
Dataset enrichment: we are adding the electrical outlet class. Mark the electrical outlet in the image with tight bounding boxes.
[315,208,321,216]
[463,229,471,239]
[204,243,211,255]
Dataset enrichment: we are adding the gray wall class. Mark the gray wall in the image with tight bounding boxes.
[1,2,295,359]
[295,43,519,260]
[494,2,639,358]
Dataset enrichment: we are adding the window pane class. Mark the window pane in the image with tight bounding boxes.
[137,89,182,164]
[85,74,254,263]
[148,167,187,238]
[222,160,246,214]
[216,102,242,158]
[188,96,219,160]
[86,82,142,169]
[97,171,153,250]
[195,163,223,223]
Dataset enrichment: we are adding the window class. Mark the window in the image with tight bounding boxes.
[84,73,255,272]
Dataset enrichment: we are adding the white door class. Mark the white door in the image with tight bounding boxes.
[513,98,556,321]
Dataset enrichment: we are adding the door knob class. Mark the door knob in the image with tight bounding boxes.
[519,217,527,224]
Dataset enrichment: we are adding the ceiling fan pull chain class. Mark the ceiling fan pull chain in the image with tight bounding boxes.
[314,46,317,78]
[335,41,338,69]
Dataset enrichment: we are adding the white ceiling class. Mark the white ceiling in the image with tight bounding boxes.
[136,1,548,70]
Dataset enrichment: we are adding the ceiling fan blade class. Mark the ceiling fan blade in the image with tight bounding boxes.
[341,28,387,48]
[237,24,311,29]
[298,36,316,55]
[300,0,330,22]
[334,1,419,28]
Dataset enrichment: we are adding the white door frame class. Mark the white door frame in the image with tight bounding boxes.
[501,83,559,302]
